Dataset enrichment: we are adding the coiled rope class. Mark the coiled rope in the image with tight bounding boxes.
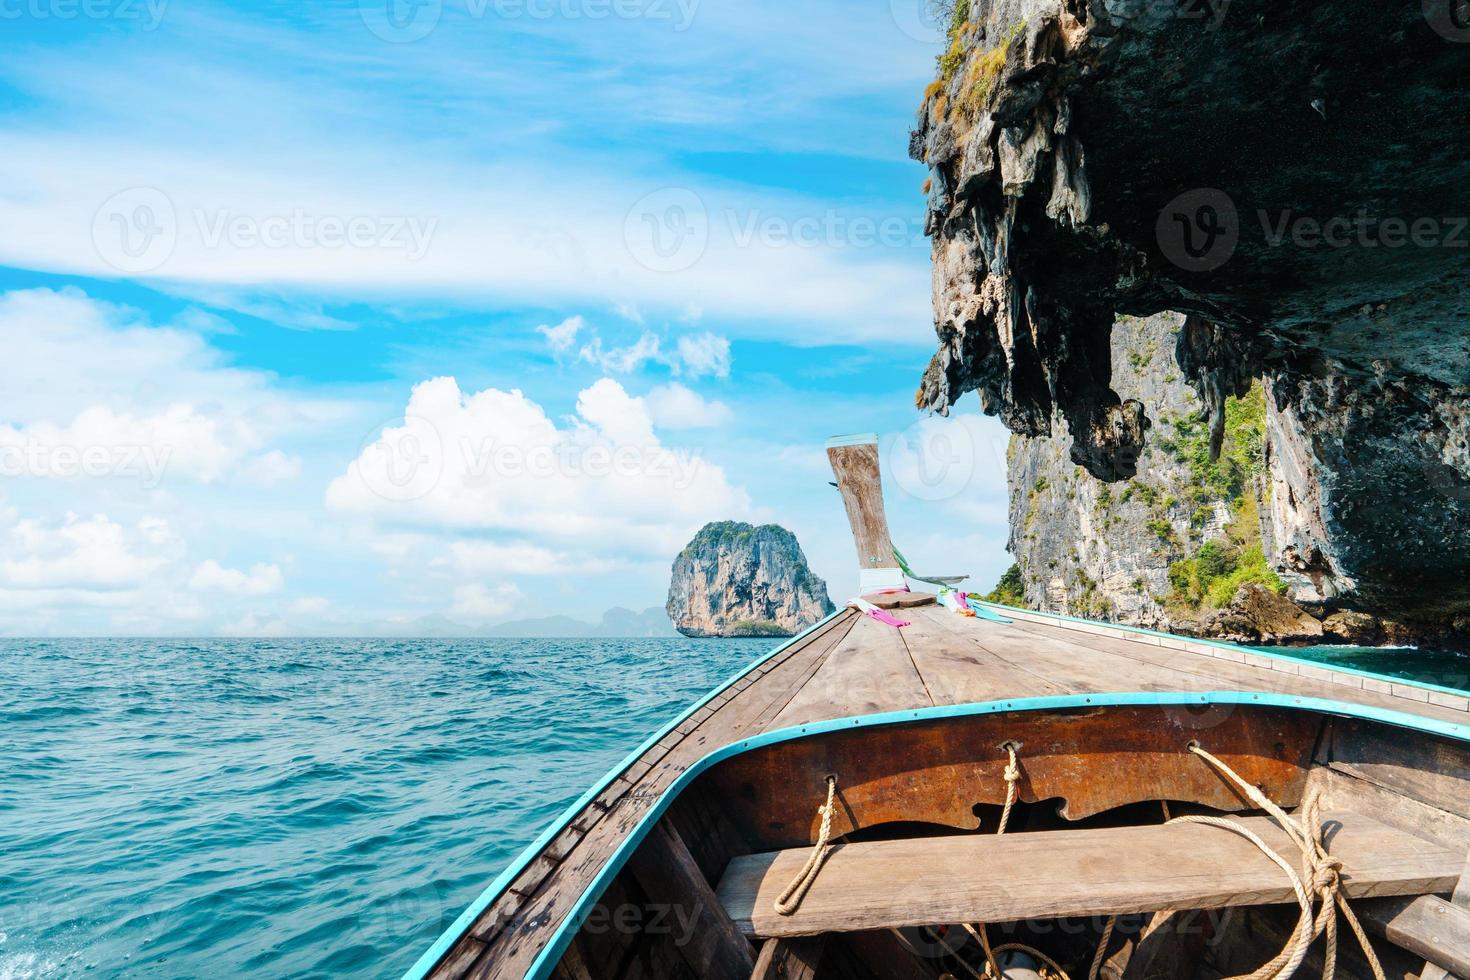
[773,775,838,916]
[1171,744,1385,980]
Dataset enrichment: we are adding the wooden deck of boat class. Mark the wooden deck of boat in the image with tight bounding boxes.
[429,601,1470,979]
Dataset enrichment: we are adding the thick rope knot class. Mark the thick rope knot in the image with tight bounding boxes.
[1311,857,1342,894]
[1177,744,1385,980]
[773,775,838,916]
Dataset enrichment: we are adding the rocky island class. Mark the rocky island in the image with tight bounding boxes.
[917,0,1470,646]
[666,522,835,638]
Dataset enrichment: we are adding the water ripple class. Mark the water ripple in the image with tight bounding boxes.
[0,636,767,979]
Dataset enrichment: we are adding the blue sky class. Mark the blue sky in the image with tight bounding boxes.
[0,0,1015,635]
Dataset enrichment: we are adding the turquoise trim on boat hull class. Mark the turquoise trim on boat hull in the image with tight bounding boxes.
[398,608,848,980]
[405,686,1467,980]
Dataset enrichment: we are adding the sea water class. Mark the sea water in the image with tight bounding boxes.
[2,636,1466,979]
[0,638,768,979]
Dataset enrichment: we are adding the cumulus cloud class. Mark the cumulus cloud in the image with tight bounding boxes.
[0,288,343,489]
[326,376,750,558]
[536,315,584,353]
[644,383,733,429]
[0,511,178,591]
[189,560,286,595]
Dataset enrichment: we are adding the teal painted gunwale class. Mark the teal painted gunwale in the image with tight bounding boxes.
[405,666,1468,978]
[972,599,1470,700]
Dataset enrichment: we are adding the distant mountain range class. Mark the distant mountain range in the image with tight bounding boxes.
[486,606,679,638]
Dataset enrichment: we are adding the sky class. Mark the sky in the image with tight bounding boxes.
[0,0,1017,636]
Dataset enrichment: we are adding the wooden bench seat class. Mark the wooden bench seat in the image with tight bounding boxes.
[717,812,1463,939]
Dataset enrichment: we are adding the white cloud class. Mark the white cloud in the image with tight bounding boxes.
[536,314,584,353]
[576,328,733,379]
[579,331,665,374]
[451,582,523,620]
[326,376,750,558]
[677,333,732,379]
[645,383,733,429]
[189,559,286,595]
[241,449,303,486]
[0,289,345,490]
[0,404,241,486]
[448,540,620,577]
[0,511,178,591]
[289,596,331,615]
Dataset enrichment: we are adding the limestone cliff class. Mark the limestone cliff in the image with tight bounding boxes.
[1003,311,1276,629]
[666,522,835,638]
[914,0,1470,638]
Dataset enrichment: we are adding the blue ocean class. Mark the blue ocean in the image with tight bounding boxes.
[0,638,769,979]
[3,637,1466,979]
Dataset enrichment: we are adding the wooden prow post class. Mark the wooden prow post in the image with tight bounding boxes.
[827,434,906,595]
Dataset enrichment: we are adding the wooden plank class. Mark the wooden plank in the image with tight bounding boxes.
[627,819,754,980]
[996,613,1470,727]
[750,937,824,980]
[1306,766,1470,850]
[827,439,900,576]
[1420,846,1470,980]
[1358,893,1470,978]
[716,812,1462,938]
[769,613,933,729]
[901,604,1072,703]
[1327,718,1470,820]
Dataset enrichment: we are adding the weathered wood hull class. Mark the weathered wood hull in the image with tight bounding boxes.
[405,435,1470,979]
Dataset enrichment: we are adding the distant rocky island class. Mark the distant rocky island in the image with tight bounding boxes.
[667,522,835,638]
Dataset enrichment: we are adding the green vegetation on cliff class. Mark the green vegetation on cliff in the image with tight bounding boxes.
[985,563,1026,607]
[1157,385,1285,614]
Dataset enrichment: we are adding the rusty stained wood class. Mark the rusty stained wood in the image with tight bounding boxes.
[717,811,1464,939]
[701,704,1320,850]
[827,440,899,574]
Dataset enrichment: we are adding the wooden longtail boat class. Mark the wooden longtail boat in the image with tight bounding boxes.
[406,436,1470,980]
